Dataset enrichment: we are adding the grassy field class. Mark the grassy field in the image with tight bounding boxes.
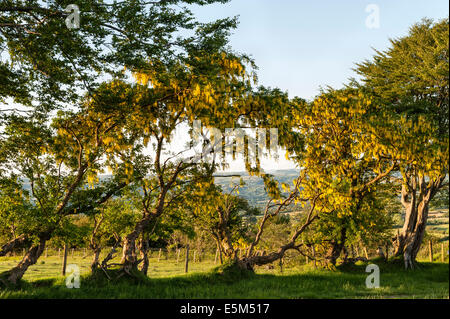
[428,210,449,240]
[0,252,448,299]
[1,209,448,299]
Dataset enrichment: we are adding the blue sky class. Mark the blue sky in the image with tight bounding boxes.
[4,1,448,173]
[189,0,449,171]
[192,0,449,100]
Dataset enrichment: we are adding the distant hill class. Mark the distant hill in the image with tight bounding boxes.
[16,169,448,234]
[214,169,300,210]
[19,169,300,210]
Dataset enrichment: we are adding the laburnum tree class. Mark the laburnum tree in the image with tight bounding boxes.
[177,149,325,272]
[0,177,35,256]
[0,0,299,280]
[301,182,396,266]
[355,18,449,268]
[0,92,137,285]
[174,88,397,271]
[134,203,193,275]
[0,0,242,284]
[0,0,234,115]
[235,172,323,271]
[110,48,260,275]
[93,40,302,276]
[94,182,195,276]
[87,197,139,273]
[185,181,258,264]
[290,89,398,266]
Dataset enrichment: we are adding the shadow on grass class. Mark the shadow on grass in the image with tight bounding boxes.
[1,259,448,299]
[337,256,449,275]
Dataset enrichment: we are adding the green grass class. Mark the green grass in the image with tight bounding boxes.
[0,252,220,281]
[0,255,448,299]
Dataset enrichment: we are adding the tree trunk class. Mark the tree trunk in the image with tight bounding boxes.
[120,195,166,274]
[343,246,349,263]
[137,236,149,276]
[0,235,28,257]
[393,175,442,269]
[121,218,151,273]
[218,246,223,265]
[234,237,305,271]
[62,243,68,276]
[121,234,138,273]
[236,249,287,271]
[2,237,46,285]
[312,245,317,269]
[185,245,189,273]
[90,245,101,273]
[364,246,369,260]
[325,227,347,265]
[233,203,319,272]
[376,246,385,259]
[213,238,224,265]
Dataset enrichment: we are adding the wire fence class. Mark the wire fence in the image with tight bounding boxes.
[5,240,449,268]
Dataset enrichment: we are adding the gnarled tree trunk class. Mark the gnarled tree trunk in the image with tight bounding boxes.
[214,239,224,265]
[121,223,145,274]
[120,186,169,276]
[394,175,445,269]
[137,235,149,275]
[236,201,319,271]
[121,214,157,274]
[1,236,47,285]
[325,227,347,265]
[0,235,29,257]
[237,241,297,271]
[213,208,238,262]
[90,244,102,272]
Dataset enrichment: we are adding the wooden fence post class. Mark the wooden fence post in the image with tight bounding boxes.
[177,249,180,263]
[385,244,389,261]
[429,240,433,262]
[219,247,223,265]
[441,243,444,262]
[158,248,162,262]
[376,246,385,258]
[193,250,196,263]
[62,243,68,276]
[185,245,189,273]
[279,257,283,273]
[312,245,317,269]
